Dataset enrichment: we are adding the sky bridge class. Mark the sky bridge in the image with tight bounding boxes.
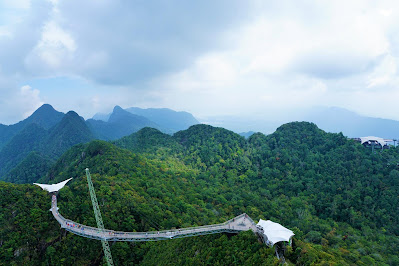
[36,175,294,264]
[51,194,257,242]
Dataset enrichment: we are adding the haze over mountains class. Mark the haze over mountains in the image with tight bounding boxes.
[93,107,199,134]
[204,107,399,139]
[302,107,399,139]
[1,104,399,264]
[0,104,199,183]
[1,103,399,184]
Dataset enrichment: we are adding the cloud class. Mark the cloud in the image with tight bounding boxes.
[146,0,399,122]
[0,0,52,76]
[25,20,77,71]
[3,0,31,9]
[0,84,43,124]
[19,85,44,117]
[367,55,397,88]
[1,0,399,125]
[33,0,256,85]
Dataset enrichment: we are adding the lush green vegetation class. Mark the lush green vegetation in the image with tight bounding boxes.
[1,122,399,265]
[2,152,55,184]
[0,111,93,182]
[0,104,64,150]
[0,105,198,182]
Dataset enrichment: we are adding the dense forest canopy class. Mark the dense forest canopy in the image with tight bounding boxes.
[1,122,399,265]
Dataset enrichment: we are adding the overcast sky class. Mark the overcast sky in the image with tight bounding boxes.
[1,0,398,125]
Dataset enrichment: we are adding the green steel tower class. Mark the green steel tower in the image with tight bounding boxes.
[85,168,114,266]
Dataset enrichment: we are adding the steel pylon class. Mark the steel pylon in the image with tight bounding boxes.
[86,168,114,266]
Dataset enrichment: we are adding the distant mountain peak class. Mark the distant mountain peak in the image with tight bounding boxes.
[125,106,199,133]
[90,105,199,136]
[17,104,63,129]
[38,103,55,109]
[108,106,135,123]
[113,105,124,112]
[65,110,80,117]
[30,103,58,116]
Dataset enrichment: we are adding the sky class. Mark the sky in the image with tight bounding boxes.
[1,0,399,128]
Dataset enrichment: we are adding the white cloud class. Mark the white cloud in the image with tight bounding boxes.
[3,0,30,9]
[367,55,397,88]
[148,0,399,122]
[1,0,399,125]
[0,26,12,38]
[0,83,43,124]
[19,85,44,118]
[26,21,76,70]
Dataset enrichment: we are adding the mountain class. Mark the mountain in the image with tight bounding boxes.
[45,111,94,158]
[2,122,399,264]
[302,106,399,139]
[87,106,160,140]
[2,151,54,184]
[0,123,48,178]
[91,112,111,122]
[0,104,64,149]
[239,131,256,138]
[21,104,65,130]
[0,111,94,182]
[92,106,199,133]
[125,107,199,133]
[0,104,199,183]
[0,104,199,184]
[202,106,399,140]
[113,127,182,154]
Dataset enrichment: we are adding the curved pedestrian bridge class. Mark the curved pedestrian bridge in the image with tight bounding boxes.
[51,194,257,242]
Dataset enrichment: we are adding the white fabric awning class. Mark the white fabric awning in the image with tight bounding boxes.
[257,219,294,246]
[360,136,392,146]
[34,178,73,193]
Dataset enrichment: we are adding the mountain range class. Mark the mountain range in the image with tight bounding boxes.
[203,107,399,139]
[0,104,199,183]
[1,121,398,264]
[92,106,199,134]
[301,106,399,139]
[2,103,399,184]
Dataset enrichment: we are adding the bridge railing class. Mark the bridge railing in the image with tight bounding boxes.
[52,195,256,240]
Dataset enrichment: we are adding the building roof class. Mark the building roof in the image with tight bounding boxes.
[360,136,392,146]
[257,219,294,246]
[34,178,73,193]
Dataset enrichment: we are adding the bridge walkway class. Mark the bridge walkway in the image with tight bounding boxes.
[51,195,257,242]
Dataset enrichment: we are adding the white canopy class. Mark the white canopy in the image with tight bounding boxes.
[34,178,73,193]
[257,219,294,246]
[360,136,391,146]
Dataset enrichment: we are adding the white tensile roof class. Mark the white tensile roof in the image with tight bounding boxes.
[257,219,294,246]
[360,136,392,146]
[34,178,73,193]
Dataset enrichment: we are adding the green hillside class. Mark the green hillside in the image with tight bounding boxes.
[0,104,64,150]
[44,111,94,158]
[2,152,54,184]
[1,122,399,265]
[0,111,94,182]
[0,123,48,178]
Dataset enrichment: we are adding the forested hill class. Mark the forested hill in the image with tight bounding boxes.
[0,104,198,183]
[116,123,399,236]
[0,104,64,149]
[0,111,94,183]
[1,122,399,265]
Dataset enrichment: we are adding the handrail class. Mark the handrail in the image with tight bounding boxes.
[51,194,257,241]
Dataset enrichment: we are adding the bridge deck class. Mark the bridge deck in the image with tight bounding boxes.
[51,195,257,241]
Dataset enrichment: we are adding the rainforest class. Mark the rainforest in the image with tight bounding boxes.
[1,122,399,265]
